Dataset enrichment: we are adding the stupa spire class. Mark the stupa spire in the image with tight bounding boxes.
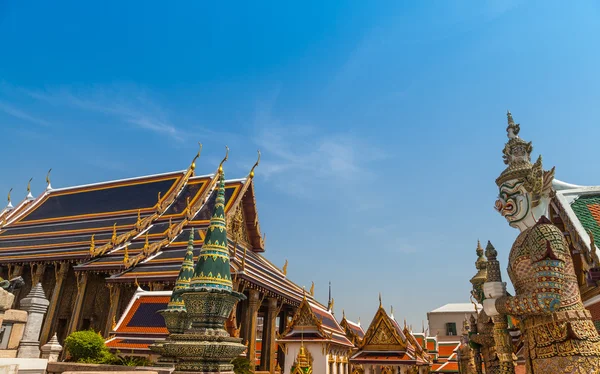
[190,169,233,290]
[166,230,196,310]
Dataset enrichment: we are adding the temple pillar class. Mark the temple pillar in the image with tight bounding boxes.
[259,297,278,372]
[40,262,69,344]
[246,289,261,367]
[67,272,88,335]
[103,283,121,337]
[276,310,287,371]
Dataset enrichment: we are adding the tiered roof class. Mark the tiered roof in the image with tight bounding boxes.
[340,311,365,346]
[430,341,460,373]
[277,296,353,348]
[350,300,431,367]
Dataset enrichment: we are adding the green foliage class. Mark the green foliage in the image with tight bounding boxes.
[64,330,109,362]
[232,357,253,374]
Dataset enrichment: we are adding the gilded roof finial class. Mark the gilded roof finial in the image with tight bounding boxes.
[143,231,149,254]
[218,145,229,175]
[379,293,382,308]
[123,243,129,265]
[282,259,288,276]
[89,234,95,256]
[342,309,346,319]
[330,298,335,313]
[190,142,202,172]
[249,150,261,179]
[26,178,34,200]
[136,209,141,228]
[6,188,13,209]
[302,286,307,299]
[310,281,315,296]
[46,169,53,191]
[111,223,118,245]
[134,277,140,289]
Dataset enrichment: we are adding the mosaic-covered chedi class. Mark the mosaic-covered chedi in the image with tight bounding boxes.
[482,112,600,373]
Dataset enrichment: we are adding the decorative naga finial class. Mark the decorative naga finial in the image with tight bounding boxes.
[310,281,315,296]
[26,178,34,200]
[6,188,13,209]
[190,142,202,172]
[136,209,141,227]
[218,146,229,175]
[143,232,149,254]
[46,169,53,191]
[123,243,129,264]
[330,298,335,313]
[282,259,288,276]
[506,110,520,139]
[249,150,261,179]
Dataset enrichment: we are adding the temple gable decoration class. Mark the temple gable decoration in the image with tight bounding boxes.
[360,306,407,351]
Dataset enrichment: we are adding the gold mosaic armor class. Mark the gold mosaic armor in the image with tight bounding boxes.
[496,219,600,373]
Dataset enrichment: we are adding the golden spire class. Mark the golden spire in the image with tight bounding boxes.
[190,142,202,172]
[283,259,288,276]
[46,169,53,191]
[123,243,129,264]
[111,223,117,244]
[89,234,96,256]
[218,146,229,175]
[249,150,261,178]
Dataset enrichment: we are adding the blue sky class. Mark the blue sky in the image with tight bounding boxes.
[1,1,600,328]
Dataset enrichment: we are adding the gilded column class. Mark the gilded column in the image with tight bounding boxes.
[40,262,69,344]
[9,265,24,308]
[246,289,261,367]
[103,283,121,337]
[67,272,88,335]
[259,297,278,372]
[31,263,46,285]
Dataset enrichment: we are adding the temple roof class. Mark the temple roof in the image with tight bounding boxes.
[552,179,600,258]
[277,296,353,348]
[428,303,481,314]
[107,286,327,352]
[350,302,431,366]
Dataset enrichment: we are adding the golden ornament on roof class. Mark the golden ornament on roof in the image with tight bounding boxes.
[249,150,261,178]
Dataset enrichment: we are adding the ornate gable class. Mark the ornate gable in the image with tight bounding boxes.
[360,307,406,351]
[227,205,251,246]
[283,297,325,336]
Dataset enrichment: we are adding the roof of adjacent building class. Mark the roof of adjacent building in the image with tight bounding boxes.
[277,296,354,348]
[428,303,481,314]
[350,302,432,367]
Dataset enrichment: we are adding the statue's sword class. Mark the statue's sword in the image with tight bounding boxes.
[485,241,516,374]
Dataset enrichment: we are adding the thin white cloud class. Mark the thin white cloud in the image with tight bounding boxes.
[23,85,183,141]
[0,101,50,127]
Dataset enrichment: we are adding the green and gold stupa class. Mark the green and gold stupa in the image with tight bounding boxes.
[163,168,247,374]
